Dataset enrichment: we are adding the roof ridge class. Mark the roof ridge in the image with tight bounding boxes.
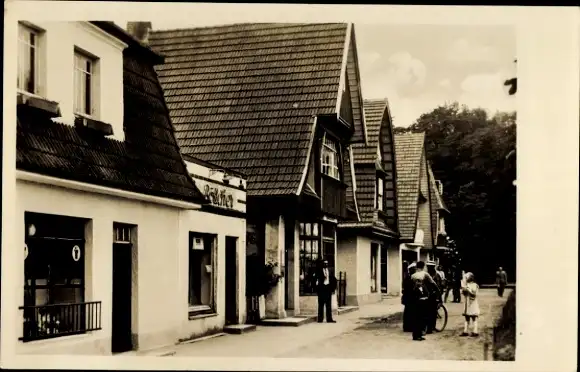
[151,22,348,35]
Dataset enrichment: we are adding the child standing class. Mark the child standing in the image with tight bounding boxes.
[460,272,480,337]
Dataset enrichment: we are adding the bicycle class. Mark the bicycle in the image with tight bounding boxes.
[434,301,448,332]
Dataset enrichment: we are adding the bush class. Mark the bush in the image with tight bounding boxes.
[493,289,516,361]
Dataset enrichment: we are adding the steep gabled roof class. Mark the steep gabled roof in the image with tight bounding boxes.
[148,23,353,197]
[17,39,205,204]
[351,99,387,164]
[394,132,426,241]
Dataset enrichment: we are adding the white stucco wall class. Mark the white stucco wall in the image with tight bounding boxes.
[385,243,401,295]
[11,179,246,355]
[336,235,381,306]
[337,236,357,300]
[178,209,247,343]
[20,21,126,140]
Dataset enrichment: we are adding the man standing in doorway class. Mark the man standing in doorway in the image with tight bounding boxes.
[496,267,508,297]
[316,259,337,323]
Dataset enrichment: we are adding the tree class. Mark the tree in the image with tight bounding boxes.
[504,59,517,95]
[400,103,516,283]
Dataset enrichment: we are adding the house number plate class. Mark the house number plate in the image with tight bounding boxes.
[72,245,81,261]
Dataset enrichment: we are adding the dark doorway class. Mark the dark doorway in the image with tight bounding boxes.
[380,245,388,293]
[225,236,238,325]
[111,242,133,353]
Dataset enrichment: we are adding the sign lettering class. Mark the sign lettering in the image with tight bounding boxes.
[204,184,235,209]
[72,245,81,262]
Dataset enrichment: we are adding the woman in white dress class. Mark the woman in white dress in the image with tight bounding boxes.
[460,272,480,337]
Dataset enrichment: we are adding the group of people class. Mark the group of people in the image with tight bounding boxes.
[313,256,508,339]
[402,261,481,341]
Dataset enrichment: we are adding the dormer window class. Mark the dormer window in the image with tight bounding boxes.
[376,177,384,211]
[74,51,98,118]
[17,23,42,95]
[321,133,340,180]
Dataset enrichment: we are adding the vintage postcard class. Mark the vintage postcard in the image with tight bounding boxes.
[2,2,578,372]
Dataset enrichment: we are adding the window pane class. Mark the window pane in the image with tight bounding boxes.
[312,223,319,236]
[312,240,319,255]
[85,65,92,114]
[305,223,311,236]
[18,29,34,93]
[35,288,50,306]
[28,36,36,93]
[188,234,214,308]
[305,240,311,254]
[51,286,83,305]
[299,223,304,235]
[300,240,305,252]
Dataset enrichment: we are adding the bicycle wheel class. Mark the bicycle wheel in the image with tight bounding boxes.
[435,304,448,332]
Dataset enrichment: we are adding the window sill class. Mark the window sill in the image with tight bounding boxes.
[188,305,215,319]
[19,329,99,344]
[17,90,45,101]
[188,312,217,321]
[17,91,61,118]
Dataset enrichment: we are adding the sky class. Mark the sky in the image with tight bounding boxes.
[115,20,516,128]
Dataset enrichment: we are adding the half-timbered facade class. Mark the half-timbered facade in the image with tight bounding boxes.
[148,23,368,318]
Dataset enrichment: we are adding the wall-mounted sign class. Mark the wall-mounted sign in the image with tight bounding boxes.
[72,245,81,262]
[203,184,235,209]
[24,244,29,260]
[192,237,204,250]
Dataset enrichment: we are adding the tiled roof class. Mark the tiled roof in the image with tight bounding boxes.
[349,99,391,225]
[149,23,350,196]
[394,132,426,241]
[16,42,206,204]
[351,99,387,163]
[354,167,376,222]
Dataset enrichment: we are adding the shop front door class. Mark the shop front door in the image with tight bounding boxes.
[111,243,132,353]
[225,236,238,325]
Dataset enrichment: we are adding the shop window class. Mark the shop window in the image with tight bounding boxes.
[370,244,379,293]
[299,222,320,295]
[321,222,336,272]
[21,212,101,342]
[188,233,216,316]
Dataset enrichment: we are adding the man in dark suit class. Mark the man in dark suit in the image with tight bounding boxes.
[316,259,337,323]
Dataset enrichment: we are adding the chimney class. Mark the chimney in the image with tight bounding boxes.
[127,22,152,44]
[436,180,443,195]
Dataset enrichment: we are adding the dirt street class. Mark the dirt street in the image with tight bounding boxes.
[280,289,510,360]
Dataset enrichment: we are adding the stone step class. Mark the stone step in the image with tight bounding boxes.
[223,324,257,335]
[260,316,316,327]
[337,306,359,315]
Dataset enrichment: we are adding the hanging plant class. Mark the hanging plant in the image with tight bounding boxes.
[245,256,284,297]
[264,260,284,291]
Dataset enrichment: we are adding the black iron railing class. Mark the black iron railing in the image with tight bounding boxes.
[19,301,102,342]
[337,271,347,307]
